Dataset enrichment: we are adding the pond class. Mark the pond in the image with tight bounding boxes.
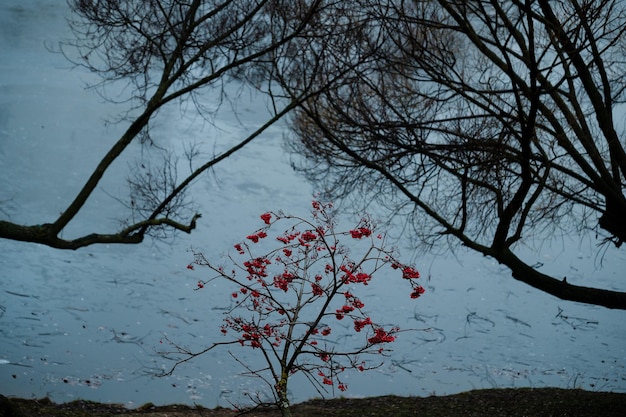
[1,0,625,410]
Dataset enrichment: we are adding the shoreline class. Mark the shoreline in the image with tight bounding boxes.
[3,387,626,416]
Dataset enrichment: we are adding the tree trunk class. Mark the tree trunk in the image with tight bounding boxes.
[276,372,291,417]
[599,197,626,247]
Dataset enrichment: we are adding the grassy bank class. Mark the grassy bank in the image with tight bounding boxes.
[3,388,626,416]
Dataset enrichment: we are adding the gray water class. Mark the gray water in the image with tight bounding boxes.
[1,0,625,409]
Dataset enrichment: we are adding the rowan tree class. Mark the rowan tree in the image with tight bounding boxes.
[161,201,424,416]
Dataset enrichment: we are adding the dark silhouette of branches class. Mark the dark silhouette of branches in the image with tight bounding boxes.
[283,0,626,309]
[0,0,327,249]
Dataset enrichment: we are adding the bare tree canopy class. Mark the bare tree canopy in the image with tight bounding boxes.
[3,0,625,309]
[283,0,626,309]
[0,0,326,249]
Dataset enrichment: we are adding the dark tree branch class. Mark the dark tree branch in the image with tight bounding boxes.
[0,214,200,250]
[493,247,626,310]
